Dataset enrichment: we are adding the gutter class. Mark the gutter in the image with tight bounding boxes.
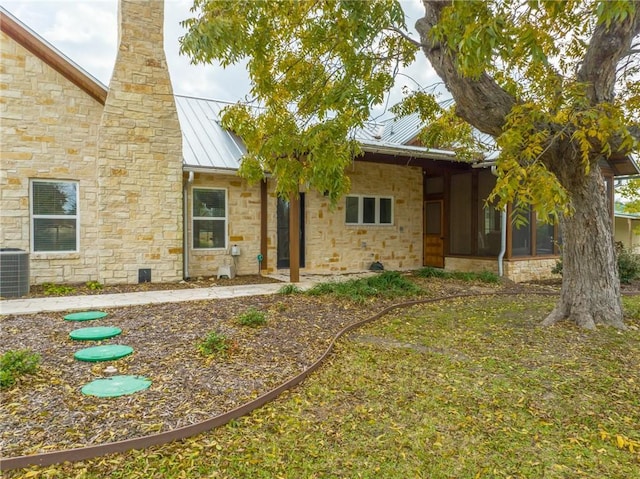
[183,170,194,279]
[483,164,506,277]
[183,166,240,176]
[358,140,459,162]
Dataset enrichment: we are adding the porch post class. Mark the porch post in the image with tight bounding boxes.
[289,192,300,283]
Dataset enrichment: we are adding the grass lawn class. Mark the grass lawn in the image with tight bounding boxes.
[8,294,640,479]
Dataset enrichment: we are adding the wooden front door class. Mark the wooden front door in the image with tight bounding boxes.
[424,200,444,268]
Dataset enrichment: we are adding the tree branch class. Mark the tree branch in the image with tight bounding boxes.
[578,2,640,104]
[415,0,516,137]
[385,26,425,48]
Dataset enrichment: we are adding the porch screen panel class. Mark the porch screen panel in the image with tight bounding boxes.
[536,222,555,255]
[449,173,472,255]
[511,206,532,256]
[477,170,501,256]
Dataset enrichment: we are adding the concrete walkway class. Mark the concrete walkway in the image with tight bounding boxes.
[0,281,315,315]
[0,272,380,316]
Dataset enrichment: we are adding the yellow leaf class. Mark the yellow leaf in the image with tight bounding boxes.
[616,435,626,448]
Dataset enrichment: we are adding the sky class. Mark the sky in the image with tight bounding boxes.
[2,0,442,120]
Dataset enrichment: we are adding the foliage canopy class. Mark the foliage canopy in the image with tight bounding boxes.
[181,0,639,217]
[181,0,416,202]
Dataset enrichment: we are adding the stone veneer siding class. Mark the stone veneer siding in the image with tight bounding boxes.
[503,258,560,283]
[187,162,424,277]
[299,162,424,273]
[96,0,183,284]
[0,30,104,285]
[186,173,263,278]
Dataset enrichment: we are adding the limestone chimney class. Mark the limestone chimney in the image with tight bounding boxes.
[96,0,183,284]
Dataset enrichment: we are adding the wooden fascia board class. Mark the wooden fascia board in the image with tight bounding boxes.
[1,10,107,104]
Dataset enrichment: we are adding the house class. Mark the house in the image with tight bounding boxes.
[614,203,640,253]
[2,1,637,290]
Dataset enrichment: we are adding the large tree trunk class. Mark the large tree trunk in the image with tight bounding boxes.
[543,163,625,329]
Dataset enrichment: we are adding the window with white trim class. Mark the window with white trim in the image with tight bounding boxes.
[345,195,393,225]
[192,188,227,249]
[31,180,79,252]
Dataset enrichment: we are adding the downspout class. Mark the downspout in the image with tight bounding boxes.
[183,170,194,279]
[491,165,507,277]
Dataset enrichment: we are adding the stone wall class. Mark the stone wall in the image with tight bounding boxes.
[299,162,424,273]
[445,257,499,275]
[186,173,263,278]
[0,30,104,284]
[187,162,424,278]
[503,258,560,283]
[96,0,183,284]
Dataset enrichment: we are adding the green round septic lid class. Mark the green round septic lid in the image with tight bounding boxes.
[69,326,122,341]
[64,311,108,321]
[74,344,133,362]
[81,375,152,397]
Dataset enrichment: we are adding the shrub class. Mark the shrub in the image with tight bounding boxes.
[307,271,421,303]
[237,307,267,327]
[198,331,232,357]
[416,267,448,279]
[278,284,302,295]
[416,267,499,284]
[475,270,500,284]
[85,280,103,291]
[42,283,76,296]
[0,349,41,389]
[616,243,640,284]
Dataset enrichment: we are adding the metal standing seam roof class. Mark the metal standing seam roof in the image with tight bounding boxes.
[175,95,247,171]
[379,112,424,144]
[177,95,465,170]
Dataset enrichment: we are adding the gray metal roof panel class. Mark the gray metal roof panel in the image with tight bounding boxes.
[379,112,422,144]
[175,95,246,170]
[176,96,466,169]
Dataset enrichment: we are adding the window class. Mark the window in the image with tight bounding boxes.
[345,195,393,225]
[477,170,501,256]
[193,188,227,249]
[449,173,472,254]
[536,221,555,255]
[31,180,79,252]
[511,206,558,257]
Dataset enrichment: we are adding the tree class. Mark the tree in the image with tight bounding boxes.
[181,0,640,330]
